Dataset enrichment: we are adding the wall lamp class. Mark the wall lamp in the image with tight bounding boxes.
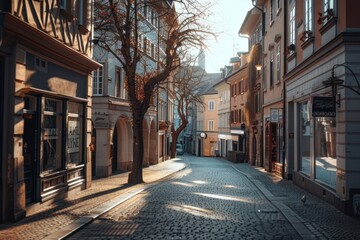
[322,64,360,107]
[255,64,262,71]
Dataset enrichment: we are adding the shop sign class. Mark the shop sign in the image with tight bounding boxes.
[312,96,336,117]
[270,108,279,123]
[94,115,109,128]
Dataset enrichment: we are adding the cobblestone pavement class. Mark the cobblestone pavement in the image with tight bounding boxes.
[67,156,306,240]
[0,159,186,240]
[2,156,360,240]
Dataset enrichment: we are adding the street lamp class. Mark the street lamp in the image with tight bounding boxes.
[322,64,360,107]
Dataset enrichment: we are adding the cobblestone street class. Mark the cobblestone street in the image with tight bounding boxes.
[66,156,360,240]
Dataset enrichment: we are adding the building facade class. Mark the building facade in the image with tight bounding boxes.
[0,0,100,222]
[283,0,360,215]
[261,0,285,175]
[195,73,221,157]
[91,0,175,177]
[213,72,231,158]
[238,7,263,166]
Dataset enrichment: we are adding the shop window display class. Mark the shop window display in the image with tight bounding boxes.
[299,102,310,175]
[315,117,336,188]
[42,98,63,171]
[67,102,83,168]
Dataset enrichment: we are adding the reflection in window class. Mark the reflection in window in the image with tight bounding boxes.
[315,117,336,188]
[42,99,63,171]
[67,102,83,168]
[299,102,310,175]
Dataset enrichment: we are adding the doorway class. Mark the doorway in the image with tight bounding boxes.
[23,96,39,204]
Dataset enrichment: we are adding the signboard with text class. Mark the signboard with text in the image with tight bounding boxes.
[312,96,336,117]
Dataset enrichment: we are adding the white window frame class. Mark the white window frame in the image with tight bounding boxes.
[208,120,214,131]
[289,0,296,45]
[305,0,313,32]
[276,44,281,82]
[93,65,103,96]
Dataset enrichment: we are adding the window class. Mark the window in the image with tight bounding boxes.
[67,102,83,168]
[42,98,63,172]
[254,92,260,113]
[277,0,281,10]
[59,0,68,10]
[208,120,214,131]
[270,0,274,23]
[151,43,155,59]
[93,65,103,95]
[138,34,143,51]
[322,0,334,24]
[305,0,313,32]
[299,101,311,175]
[289,0,296,45]
[323,0,334,12]
[270,51,274,87]
[276,45,281,82]
[315,116,336,188]
[115,68,122,98]
[208,100,215,110]
[77,0,86,26]
[35,57,47,72]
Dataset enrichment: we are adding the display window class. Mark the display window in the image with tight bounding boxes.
[315,117,336,188]
[299,101,311,175]
[42,98,63,171]
[67,102,84,168]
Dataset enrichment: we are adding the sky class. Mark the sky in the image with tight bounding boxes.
[204,1,254,73]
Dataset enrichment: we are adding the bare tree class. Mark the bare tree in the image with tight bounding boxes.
[170,59,205,158]
[94,0,213,183]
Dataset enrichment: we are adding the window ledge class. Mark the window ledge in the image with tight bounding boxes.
[319,17,337,35]
[301,37,314,49]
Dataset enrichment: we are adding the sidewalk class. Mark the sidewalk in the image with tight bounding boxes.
[231,163,360,239]
[0,158,186,240]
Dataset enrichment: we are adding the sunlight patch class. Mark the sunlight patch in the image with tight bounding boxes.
[194,192,254,203]
[167,204,223,220]
[171,181,194,187]
[192,180,208,184]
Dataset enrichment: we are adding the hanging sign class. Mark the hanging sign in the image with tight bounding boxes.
[312,96,336,117]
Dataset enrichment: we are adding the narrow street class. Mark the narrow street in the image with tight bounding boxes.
[66,156,360,240]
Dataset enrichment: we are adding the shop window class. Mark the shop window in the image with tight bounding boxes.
[67,102,84,168]
[42,98,63,172]
[315,117,336,188]
[299,101,310,175]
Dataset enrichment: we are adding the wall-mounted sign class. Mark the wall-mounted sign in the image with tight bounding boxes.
[312,96,336,117]
[270,108,279,123]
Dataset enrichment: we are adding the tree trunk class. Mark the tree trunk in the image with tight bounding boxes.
[128,108,144,184]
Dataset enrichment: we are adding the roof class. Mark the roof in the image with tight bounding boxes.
[198,72,222,96]
[238,7,261,36]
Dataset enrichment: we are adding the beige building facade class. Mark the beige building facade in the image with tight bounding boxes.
[0,0,100,222]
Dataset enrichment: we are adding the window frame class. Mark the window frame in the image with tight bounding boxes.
[93,65,104,96]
